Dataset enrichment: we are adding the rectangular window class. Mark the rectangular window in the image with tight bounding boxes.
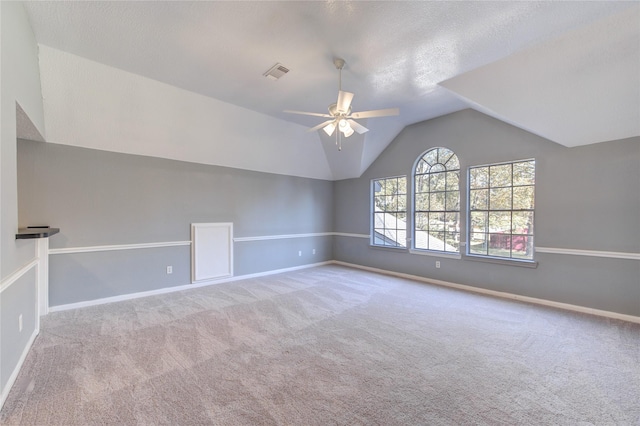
[468,159,535,260]
[372,176,407,248]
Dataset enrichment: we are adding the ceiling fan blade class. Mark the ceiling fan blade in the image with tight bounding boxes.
[350,107,400,119]
[284,110,332,118]
[336,91,354,113]
[347,119,369,134]
[308,119,336,133]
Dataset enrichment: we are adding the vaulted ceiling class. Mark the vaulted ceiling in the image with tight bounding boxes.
[22,1,639,180]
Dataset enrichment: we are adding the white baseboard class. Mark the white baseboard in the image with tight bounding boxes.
[0,327,38,410]
[332,261,640,324]
[48,261,333,313]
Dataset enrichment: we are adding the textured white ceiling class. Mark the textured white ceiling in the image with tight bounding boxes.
[22,1,639,178]
[441,5,640,147]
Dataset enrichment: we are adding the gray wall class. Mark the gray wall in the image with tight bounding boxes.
[18,140,334,307]
[0,269,37,386]
[334,109,640,316]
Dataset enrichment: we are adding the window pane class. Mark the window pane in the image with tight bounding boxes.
[374,213,386,228]
[424,149,438,165]
[512,211,533,234]
[445,212,459,232]
[429,231,445,250]
[445,232,459,251]
[488,233,510,258]
[415,213,428,230]
[397,178,407,194]
[445,153,460,170]
[513,186,534,210]
[430,192,445,211]
[469,233,488,255]
[445,171,459,191]
[429,212,445,231]
[386,195,398,212]
[490,187,512,210]
[512,236,534,259]
[470,167,488,189]
[430,172,446,191]
[415,231,429,249]
[438,148,453,165]
[510,235,533,259]
[513,161,535,186]
[490,164,512,187]
[470,189,488,210]
[386,215,397,230]
[416,159,429,175]
[374,195,384,211]
[489,211,511,233]
[415,193,429,211]
[470,211,488,232]
[415,175,429,193]
[445,191,460,211]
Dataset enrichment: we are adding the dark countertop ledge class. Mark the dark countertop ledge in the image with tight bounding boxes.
[16,226,60,239]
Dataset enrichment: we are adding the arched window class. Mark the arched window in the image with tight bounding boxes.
[413,147,460,253]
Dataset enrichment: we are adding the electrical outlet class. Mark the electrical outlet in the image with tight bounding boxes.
[298,251,302,257]
[19,314,23,332]
[312,249,316,255]
[436,261,441,269]
[166,266,173,274]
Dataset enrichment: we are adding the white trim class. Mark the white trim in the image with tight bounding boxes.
[332,261,640,324]
[409,249,462,259]
[0,328,38,410]
[234,232,333,242]
[40,237,640,262]
[48,261,332,313]
[535,247,640,260]
[333,232,369,239]
[49,241,192,255]
[36,238,50,316]
[0,258,38,293]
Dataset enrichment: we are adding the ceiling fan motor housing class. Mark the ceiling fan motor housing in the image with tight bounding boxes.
[328,103,351,117]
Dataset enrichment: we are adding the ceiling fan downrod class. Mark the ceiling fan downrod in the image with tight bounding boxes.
[334,58,345,92]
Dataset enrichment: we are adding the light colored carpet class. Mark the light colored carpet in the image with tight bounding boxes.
[1,265,639,425]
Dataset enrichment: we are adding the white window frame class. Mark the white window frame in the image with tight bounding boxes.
[411,147,461,257]
[370,175,408,249]
[466,158,536,263]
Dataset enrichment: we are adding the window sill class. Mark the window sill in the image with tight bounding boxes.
[464,254,538,268]
[409,249,461,259]
[369,244,408,251]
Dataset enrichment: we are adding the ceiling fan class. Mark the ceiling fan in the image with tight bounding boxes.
[284,58,399,151]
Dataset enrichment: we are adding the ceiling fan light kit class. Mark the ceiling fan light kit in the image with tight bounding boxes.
[285,58,399,151]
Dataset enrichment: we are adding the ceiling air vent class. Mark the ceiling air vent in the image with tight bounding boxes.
[263,63,289,80]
